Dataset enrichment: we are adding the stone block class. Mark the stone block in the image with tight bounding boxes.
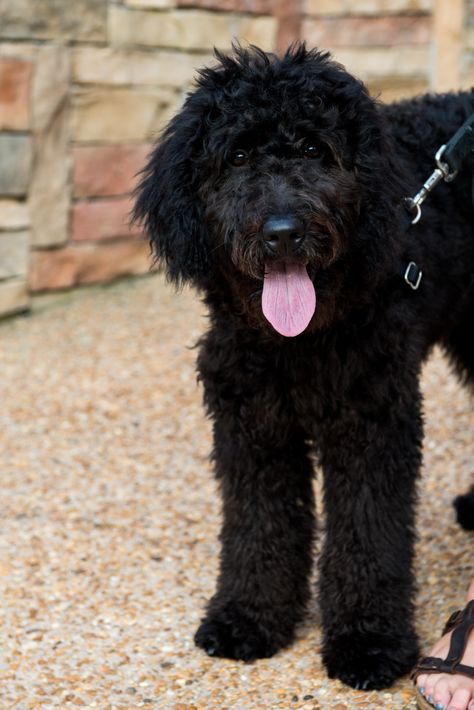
[359,0,433,12]
[0,200,29,230]
[275,0,304,53]
[0,58,32,130]
[239,16,277,48]
[0,134,32,197]
[29,44,71,247]
[0,0,107,42]
[71,87,180,142]
[73,144,151,198]
[304,0,432,14]
[176,0,274,11]
[72,46,209,88]
[332,46,429,79]
[0,42,37,59]
[0,231,29,279]
[367,77,429,102]
[303,16,430,48]
[72,197,143,242]
[108,5,276,51]
[127,0,175,7]
[304,0,345,14]
[466,26,474,50]
[30,240,151,291]
[461,52,474,88]
[0,277,29,316]
[108,5,221,50]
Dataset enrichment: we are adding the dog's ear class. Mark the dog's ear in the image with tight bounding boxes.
[133,105,208,286]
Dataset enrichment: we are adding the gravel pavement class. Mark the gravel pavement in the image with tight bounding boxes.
[0,273,472,710]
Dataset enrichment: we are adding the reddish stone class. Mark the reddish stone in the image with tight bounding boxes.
[176,0,275,11]
[469,0,474,22]
[73,143,152,198]
[303,15,431,48]
[30,240,152,292]
[0,58,32,130]
[275,0,303,53]
[72,197,143,242]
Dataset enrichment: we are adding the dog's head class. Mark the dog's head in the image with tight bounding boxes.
[134,45,404,336]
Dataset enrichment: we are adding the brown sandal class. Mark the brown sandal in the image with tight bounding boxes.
[411,599,474,709]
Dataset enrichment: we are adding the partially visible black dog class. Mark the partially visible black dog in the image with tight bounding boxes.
[134,45,474,690]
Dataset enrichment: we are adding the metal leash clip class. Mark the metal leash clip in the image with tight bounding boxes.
[404,112,474,225]
[404,145,458,225]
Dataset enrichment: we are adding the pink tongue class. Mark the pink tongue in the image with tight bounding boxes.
[262,262,316,337]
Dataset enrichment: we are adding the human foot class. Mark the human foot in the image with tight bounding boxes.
[414,579,474,710]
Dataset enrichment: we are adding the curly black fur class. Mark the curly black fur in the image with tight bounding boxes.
[134,45,474,690]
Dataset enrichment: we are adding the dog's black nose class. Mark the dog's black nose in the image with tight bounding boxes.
[262,216,305,256]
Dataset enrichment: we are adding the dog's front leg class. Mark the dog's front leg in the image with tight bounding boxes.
[318,382,422,690]
[194,400,315,661]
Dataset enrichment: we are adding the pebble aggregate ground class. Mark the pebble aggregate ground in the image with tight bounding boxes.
[0,273,472,710]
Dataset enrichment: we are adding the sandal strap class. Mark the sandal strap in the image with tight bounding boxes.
[412,656,474,680]
[411,600,474,681]
[445,600,474,666]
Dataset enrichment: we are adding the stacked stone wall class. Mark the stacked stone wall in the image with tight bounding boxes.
[0,0,470,316]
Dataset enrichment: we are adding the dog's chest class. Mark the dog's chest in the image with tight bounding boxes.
[280,342,351,427]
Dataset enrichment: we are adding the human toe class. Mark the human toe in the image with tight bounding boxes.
[431,677,453,710]
[417,674,428,692]
[447,687,472,710]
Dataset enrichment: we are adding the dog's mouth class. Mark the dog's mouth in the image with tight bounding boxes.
[261,260,316,337]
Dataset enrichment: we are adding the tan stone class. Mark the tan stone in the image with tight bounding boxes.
[465,26,474,50]
[0,231,29,279]
[0,42,37,59]
[71,87,180,142]
[368,78,429,102]
[0,0,106,42]
[30,241,152,291]
[461,53,474,89]
[72,46,210,88]
[332,46,429,79]
[433,0,464,90]
[108,6,276,51]
[0,200,29,230]
[126,0,175,7]
[29,44,71,247]
[238,16,278,49]
[303,16,430,48]
[304,0,432,14]
[356,0,432,11]
[0,277,29,316]
[304,0,346,15]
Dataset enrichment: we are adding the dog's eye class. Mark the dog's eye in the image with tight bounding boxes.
[229,149,249,167]
[303,143,319,158]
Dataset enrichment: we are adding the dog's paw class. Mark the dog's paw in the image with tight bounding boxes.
[322,631,418,690]
[194,602,283,661]
[453,489,474,530]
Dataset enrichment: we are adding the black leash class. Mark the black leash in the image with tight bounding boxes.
[398,112,474,290]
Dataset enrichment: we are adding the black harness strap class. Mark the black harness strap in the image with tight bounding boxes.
[443,112,474,174]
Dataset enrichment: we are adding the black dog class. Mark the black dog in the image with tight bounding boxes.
[134,45,474,690]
